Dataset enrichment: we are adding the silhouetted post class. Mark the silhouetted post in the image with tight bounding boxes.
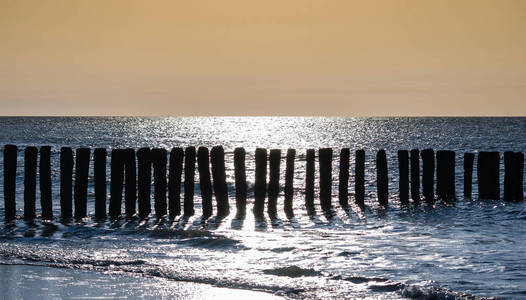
[268,149,281,219]
[398,150,409,205]
[168,148,183,217]
[284,149,295,218]
[463,153,474,199]
[504,151,523,202]
[355,149,365,206]
[421,149,435,202]
[338,148,350,207]
[254,148,267,218]
[124,148,137,217]
[197,147,213,218]
[477,151,500,200]
[410,149,420,203]
[60,147,73,220]
[305,149,315,213]
[211,146,229,217]
[137,148,151,218]
[319,148,333,212]
[376,150,388,206]
[24,146,38,220]
[183,146,196,216]
[109,149,125,218]
[513,152,524,202]
[4,145,17,222]
[152,148,167,216]
[94,148,107,219]
[40,146,52,220]
[233,147,247,217]
[436,150,455,200]
[74,148,90,219]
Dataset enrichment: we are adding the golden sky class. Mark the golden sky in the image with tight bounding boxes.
[1,0,525,116]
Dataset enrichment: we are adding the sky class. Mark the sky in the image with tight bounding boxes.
[1,0,526,116]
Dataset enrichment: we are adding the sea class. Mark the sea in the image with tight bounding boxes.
[1,117,526,299]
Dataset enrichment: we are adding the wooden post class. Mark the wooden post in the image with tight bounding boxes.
[168,148,184,217]
[305,149,315,213]
[319,148,333,212]
[504,151,513,201]
[513,152,524,201]
[211,146,229,217]
[421,149,435,202]
[39,146,53,220]
[137,148,151,219]
[398,150,409,205]
[410,149,420,203]
[284,149,295,218]
[463,153,474,199]
[152,148,167,216]
[268,149,281,218]
[376,150,388,206]
[233,147,247,217]
[109,149,124,218]
[338,148,350,207]
[254,148,267,218]
[3,145,17,222]
[477,151,500,200]
[60,147,73,220]
[436,150,455,200]
[94,148,107,219]
[355,149,365,206]
[124,148,137,218]
[183,146,196,216]
[24,146,38,220]
[197,147,213,218]
[74,148,90,219]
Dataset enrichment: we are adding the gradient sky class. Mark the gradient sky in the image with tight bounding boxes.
[1,0,526,116]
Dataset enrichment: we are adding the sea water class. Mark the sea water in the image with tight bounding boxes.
[1,117,526,299]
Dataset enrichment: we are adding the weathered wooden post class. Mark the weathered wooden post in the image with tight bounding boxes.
[398,150,409,205]
[152,148,167,216]
[338,148,350,207]
[254,148,267,218]
[504,151,514,201]
[513,152,524,201]
[211,146,229,217]
[355,149,365,206]
[74,148,90,219]
[477,151,500,200]
[184,146,196,216]
[376,150,388,206]
[60,147,73,220]
[319,148,333,212]
[109,149,124,218]
[137,148,151,218]
[124,148,137,218]
[234,147,247,217]
[94,148,107,219]
[40,146,52,220]
[284,149,295,218]
[197,147,213,218]
[305,149,315,213]
[168,148,184,217]
[4,145,18,222]
[268,149,281,219]
[421,149,435,202]
[24,146,38,220]
[436,150,455,200]
[463,153,474,199]
[410,149,420,203]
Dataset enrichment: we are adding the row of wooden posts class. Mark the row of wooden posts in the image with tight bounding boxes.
[2,145,525,222]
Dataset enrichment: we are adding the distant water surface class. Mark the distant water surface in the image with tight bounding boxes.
[1,117,526,299]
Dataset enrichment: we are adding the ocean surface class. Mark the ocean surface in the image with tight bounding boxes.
[1,117,526,299]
